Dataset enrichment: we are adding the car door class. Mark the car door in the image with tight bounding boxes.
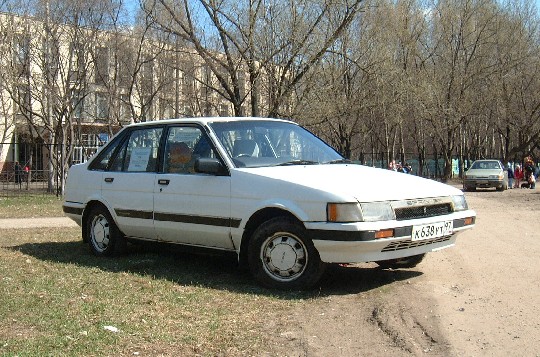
[100,126,163,240]
[153,125,234,249]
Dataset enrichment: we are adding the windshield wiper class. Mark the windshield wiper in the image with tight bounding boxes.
[324,159,352,164]
[276,160,319,166]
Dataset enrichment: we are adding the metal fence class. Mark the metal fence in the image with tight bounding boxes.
[356,152,464,178]
[2,143,463,197]
[1,140,101,197]
[0,170,53,197]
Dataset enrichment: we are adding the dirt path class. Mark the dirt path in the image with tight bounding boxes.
[271,188,540,356]
[0,216,77,229]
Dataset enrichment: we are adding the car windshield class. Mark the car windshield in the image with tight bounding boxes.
[208,120,343,168]
[471,161,500,170]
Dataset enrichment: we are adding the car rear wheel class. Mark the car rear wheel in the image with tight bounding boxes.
[86,206,126,256]
[248,217,325,290]
[376,253,426,269]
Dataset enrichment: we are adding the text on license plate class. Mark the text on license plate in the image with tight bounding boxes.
[411,221,453,241]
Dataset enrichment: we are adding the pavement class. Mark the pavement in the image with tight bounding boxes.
[0,217,78,229]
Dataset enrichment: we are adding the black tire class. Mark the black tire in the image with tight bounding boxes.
[86,205,126,256]
[248,217,326,290]
[376,253,426,269]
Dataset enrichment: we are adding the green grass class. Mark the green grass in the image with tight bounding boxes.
[0,227,308,356]
[0,195,63,218]
[0,226,413,355]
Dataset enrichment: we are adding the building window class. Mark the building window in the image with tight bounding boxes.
[219,104,229,117]
[14,36,30,65]
[96,92,108,119]
[71,89,84,119]
[119,50,133,88]
[183,104,193,117]
[69,42,85,82]
[119,94,131,123]
[159,98,174,119]
[14,35,30,76]
[142,56,153,92]
[95,47,109,85]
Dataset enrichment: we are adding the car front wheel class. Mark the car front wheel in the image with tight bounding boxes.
[86,206,126,256]
[248,217,326,290]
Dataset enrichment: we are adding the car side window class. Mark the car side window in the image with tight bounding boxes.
[108,127,163,172]
[89,135,124,171]
[164,126,216,174]
[126,128,163,172]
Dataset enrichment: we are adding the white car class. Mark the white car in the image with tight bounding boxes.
[463,159,508,191]
[63,117,476,289]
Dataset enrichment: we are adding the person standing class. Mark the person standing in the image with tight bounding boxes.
[24,164,30,185]
[524,156,536,189]
[14,161,22,189]
[507,164,514,189]
[514,164,523,188]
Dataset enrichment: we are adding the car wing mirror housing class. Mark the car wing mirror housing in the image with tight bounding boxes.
[194,157,228,176]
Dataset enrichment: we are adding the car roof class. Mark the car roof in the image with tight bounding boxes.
[124,117,295,128]
[472,159,501,163]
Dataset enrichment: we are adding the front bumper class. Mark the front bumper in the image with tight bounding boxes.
[305,210,475,263]
[463,178,504,189]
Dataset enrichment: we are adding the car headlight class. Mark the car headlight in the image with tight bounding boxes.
[489,174,503,180]
[327,202,394,222]
[327,203,362,222]
[360,202,395,221]
[452,195,468,211]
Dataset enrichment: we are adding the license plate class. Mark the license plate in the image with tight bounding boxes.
[412,221,453,241]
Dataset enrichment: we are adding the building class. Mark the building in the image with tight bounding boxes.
[0,10,258,174]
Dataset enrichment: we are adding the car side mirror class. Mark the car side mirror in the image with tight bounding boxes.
[194,157,228,176]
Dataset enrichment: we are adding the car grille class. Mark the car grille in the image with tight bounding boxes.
[394,203,452,221]
[381,236,452,252]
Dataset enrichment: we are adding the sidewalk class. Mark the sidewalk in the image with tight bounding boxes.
[0,217,78,229]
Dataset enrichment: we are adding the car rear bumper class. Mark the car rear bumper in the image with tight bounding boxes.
[62,202,85,226]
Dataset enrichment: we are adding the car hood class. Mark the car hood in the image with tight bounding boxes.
[234,164,462,202]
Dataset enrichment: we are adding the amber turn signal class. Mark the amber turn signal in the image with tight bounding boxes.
[374,229,394,239]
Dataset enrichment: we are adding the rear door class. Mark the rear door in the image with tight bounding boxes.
[100,126,163,239]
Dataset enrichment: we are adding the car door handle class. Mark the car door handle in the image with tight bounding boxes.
[104,177,114,183]
[158,179,170,185]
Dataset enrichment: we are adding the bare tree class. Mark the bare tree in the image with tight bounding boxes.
[0,0,114,193]
[143,0,364,118]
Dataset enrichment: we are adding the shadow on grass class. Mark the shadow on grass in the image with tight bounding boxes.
[10,240,422,299]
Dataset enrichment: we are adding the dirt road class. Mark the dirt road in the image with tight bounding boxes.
[271,188,540,356]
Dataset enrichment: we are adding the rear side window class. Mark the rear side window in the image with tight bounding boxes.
[90,127,163,172]
[89,134,124,171]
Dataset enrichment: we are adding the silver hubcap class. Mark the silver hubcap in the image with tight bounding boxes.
[91,214,110,252]
[261,232,308,282]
